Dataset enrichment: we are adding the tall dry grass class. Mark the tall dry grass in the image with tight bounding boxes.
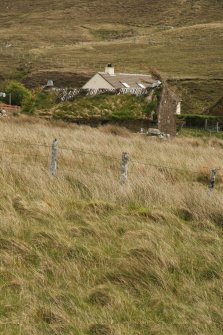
[1,117,223,215]
[0,118,223,335]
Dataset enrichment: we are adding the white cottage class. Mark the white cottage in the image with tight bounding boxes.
[82,64,161,90]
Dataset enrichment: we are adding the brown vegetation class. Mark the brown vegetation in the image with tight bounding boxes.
[0,118,223,334]
[0,1,222,114]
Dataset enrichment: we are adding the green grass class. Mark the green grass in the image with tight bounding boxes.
[52,94,153,120]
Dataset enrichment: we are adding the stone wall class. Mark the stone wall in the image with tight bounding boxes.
[158,84,177,136]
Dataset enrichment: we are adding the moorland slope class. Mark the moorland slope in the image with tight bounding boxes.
[0,0,223,113]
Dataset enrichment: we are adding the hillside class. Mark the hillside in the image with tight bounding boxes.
[1,0,222,26]
[0,0,222,79]
[0,0,222,114]
[0,118,223,334]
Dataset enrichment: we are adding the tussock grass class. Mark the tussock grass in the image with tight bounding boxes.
[53,94,149,120]
[0,118,223,334]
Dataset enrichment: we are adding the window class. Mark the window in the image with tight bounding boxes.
[121,82,130,88]
[137,83,146,89]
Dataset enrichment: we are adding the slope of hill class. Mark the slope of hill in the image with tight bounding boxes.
[1,0,223,26]
[0,0,222,113]
[0,118,223,335]
[0,0,222,77]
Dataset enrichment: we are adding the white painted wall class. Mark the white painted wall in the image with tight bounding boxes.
[82,73,114,89]
[105,65,115,75]
[176,101,181,115]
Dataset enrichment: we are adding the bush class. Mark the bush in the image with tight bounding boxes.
[22,95,36,114]
[33,90,56,109]
[144,100,158,115]
[111,107,136,120]
[2,80,32,106]
[22,89,56,114]
[177,114,223,128]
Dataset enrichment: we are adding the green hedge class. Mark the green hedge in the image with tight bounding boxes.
[177,114,223,128]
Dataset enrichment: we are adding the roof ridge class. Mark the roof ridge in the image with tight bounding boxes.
[98,72,152,76]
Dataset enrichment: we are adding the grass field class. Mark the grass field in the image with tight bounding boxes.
[0,117,223,334]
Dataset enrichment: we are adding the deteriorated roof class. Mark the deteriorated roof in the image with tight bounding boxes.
[98,72,157,89]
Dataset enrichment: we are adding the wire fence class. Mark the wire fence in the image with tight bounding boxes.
[0,138,221,193]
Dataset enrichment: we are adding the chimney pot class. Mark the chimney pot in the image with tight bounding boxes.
[105,64,115,75]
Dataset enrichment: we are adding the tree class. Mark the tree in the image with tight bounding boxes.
[3,80,32,106]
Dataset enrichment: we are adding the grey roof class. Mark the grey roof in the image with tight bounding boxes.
[98,72,157,89]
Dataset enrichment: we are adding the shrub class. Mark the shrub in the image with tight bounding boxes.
[178,114,223,128]
[22,95,36,114]
[111,107,136,120]
[2,80,32,106]
[22,89,56,114]
[144,100,158,115]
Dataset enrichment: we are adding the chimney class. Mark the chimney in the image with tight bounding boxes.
[105,63,115,75]
[46,80,54,87]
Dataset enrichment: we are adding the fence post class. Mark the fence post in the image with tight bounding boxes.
[216,122,219,132]
[208,168,217,195]
[50,139,58,176]
[120,152,129,184]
